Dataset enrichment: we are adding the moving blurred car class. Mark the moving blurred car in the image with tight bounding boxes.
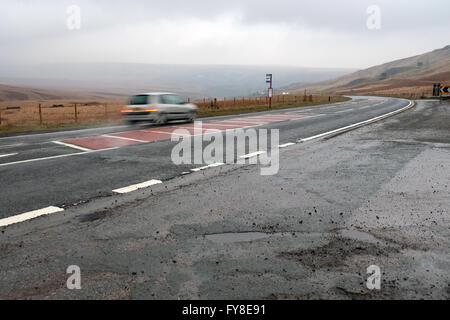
[121,92,198,125]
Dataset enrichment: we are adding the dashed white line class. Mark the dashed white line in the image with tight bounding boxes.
[0,153,18,158]
[278,143,295,148]
[113,179,162,194]
[0,206,64,227]
[240,151,266,159]
[52,140,92,152]
[191,162,225,172]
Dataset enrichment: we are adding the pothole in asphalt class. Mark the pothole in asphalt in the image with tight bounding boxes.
[203,232,274,244]
[279,236,400,269]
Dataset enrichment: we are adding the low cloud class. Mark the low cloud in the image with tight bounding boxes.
[0,0,448,68]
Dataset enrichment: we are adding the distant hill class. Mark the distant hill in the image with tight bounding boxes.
[0,63,354,101]
[0,84,121,102]
[287,45,450,96]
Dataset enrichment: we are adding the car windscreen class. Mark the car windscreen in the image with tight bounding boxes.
[129,95,149,105]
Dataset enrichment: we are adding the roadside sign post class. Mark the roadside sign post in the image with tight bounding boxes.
[433,83,441,97]
[266,74,273,110]
[38,103,43,125]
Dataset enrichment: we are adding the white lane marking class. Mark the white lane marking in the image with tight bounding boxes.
[0,153,18,158]
[240,151,266,159]
[102,134,147,143]
[298,101,414,143]
[289,115,320,120]
[0,147,118,167]
[0,143,24,149]
[335,109,355,113]
[191,162,225,172]
[0,206,64,227]
[113,179,162,194]
[222,119,268,124]
[202,123,249,127]
[0,125,127,141]
[278,143,295,148]
[52,140,92,152]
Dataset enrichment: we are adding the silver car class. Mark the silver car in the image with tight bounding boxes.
[121,92,198,125]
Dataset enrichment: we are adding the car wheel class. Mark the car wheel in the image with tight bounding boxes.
[156,113,168,125]
[187,112,196,123]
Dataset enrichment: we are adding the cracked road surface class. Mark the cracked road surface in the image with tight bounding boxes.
[1,99,449,299]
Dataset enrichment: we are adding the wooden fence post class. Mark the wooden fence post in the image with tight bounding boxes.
[214,98,218,109]
[39,104,43,125]
[74,103,78,122]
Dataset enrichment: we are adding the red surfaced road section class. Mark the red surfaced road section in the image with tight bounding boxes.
[61,113,310,151]
[63,136,141,150]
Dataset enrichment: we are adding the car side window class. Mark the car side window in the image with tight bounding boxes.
[160,94,185,105]
[130,95,149,105]
[159,95,169,104]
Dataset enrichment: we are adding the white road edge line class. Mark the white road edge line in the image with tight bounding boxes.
[0,147,119,167]
[113,179,163,194]
[102,134,148,143]
[52,140,92,152]
[0,153,18,158]
[298,101,414,143]
[240,151,266,159]
[191,162,225,172]
[0,206,64,228]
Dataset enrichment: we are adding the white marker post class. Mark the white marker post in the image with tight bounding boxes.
[266,74,273,110]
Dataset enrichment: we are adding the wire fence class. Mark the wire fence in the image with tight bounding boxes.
[192,94,317,110]
[0,101,124,126]
[0,94,334,126]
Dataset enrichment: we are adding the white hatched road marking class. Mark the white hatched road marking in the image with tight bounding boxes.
[52,140,92,152]
[102,134,148,143]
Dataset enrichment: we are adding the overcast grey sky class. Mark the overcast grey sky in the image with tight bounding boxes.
[0,0,449,69]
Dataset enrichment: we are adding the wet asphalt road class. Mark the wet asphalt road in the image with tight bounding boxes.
[2,98,450,299]
[0,96,409,219]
